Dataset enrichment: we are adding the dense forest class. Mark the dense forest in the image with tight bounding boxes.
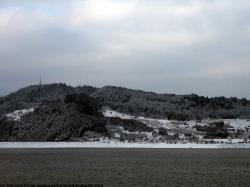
[0,83,249,141]
[1,83,249,120]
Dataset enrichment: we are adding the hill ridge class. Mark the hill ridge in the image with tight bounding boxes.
[0,83,249,120]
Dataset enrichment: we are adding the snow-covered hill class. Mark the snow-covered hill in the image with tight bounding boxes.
[103,109,250,144]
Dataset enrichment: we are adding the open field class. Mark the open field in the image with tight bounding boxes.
[0,149,250,186]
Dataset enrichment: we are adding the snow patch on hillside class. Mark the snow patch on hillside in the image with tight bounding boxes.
[6,108,34,121]
[103,109,250,131]
[103,109,250,144]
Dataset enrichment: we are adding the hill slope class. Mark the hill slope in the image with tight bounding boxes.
[0,83,249,141]
[92,86,250,120]
[0,83,250,120]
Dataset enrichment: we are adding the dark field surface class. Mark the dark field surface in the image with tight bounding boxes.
[0,149,250,187]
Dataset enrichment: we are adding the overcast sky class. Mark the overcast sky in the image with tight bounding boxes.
[0,0,250,98]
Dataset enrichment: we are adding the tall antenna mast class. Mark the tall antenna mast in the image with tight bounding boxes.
[39,76,42,91]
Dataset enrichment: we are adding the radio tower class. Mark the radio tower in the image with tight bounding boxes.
[39,76,42,91]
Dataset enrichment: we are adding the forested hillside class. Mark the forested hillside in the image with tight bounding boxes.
[1,83,250,120]
[91,86,250,120]
[0,83,249,141]
[0,93,108,141]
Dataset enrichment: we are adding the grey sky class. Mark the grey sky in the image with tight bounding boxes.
[0,0,250,98]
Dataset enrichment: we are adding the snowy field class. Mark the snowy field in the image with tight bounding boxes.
[6,108,34,121]
[3,108,250,148]
[103,109,250,130]
[1,142,250,149]
[103,109,250,142]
